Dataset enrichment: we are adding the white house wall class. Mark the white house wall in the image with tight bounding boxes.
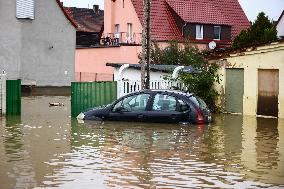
[113,68,171,81]
[277,15,284,38]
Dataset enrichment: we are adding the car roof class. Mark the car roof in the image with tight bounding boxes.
[130,89,194,97]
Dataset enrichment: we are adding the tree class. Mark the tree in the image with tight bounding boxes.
[148,41,220,112]
[232,12,278,49]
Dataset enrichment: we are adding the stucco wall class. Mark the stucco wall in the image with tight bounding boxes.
[216,42,284,118]
[75,45,142,81]
[104,0,142,39]
[0,0,76,86]
[0,1,22,79]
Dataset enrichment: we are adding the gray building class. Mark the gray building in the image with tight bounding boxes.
[0,0,76,86]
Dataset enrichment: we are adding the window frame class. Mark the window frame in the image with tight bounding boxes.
[213,26,221,40]
[196,24,203,40]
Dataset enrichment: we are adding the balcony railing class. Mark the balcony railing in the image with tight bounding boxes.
[100,32,142,46]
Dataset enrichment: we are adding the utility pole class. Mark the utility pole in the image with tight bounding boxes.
[141,0,151,89]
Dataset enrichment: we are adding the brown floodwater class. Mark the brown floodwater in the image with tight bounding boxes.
[0,96,284,189]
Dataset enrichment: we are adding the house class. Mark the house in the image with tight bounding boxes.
[276,10,284,39]
[213,40,284,118]
[74,0,250,82]
[0,0,77,87]
[63,5,104,47]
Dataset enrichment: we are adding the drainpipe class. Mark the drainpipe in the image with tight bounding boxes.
[117,64,129,98]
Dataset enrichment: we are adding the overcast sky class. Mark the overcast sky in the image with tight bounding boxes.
[61,0,284,21]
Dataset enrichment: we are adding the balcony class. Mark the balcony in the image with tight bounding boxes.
[100,32,142,46]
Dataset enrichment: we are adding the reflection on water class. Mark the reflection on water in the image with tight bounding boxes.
[0,96,284,188]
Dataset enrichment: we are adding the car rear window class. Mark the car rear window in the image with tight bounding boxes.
[189,96,208,110]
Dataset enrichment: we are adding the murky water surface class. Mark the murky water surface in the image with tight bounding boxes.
[1,96,284,188]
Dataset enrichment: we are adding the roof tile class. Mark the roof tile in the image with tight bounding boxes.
[131,0,250,41]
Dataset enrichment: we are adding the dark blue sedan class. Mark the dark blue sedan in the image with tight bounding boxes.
[77,90,211,124]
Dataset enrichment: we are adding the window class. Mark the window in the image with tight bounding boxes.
[152,94,177,111]
[177,99,190,112]
[112,94,150,112]
[114,24,120,38]
[127,23,133,37]
[196,25,203,39]
[214,26,221,40]
[16,0,34,19]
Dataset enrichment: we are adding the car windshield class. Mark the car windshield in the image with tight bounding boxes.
[189,96,208,110]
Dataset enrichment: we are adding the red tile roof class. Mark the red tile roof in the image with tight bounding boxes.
[131,0,250,41]
[166,0,231,25]
[56,0,78,29]
[63,7,104,32]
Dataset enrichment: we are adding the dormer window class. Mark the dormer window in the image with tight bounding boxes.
[16,0,34,19]
[196,25,203,39]
[214,26,221,40]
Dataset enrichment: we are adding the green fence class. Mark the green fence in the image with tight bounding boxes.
[71,81,117,117]
[6,79,21,115]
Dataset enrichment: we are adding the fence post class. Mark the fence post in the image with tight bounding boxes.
[0,74,6,114]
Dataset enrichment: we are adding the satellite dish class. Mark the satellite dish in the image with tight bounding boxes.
[209,41,217,50]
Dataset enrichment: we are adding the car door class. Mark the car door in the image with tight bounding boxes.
[146,93,190,123]
[108,93,151,122]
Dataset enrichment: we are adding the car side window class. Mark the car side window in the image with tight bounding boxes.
[177,99,190,112]
[112,93,150,112]
[152,94,177,111]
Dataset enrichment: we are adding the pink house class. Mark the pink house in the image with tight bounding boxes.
[75,0,250,82]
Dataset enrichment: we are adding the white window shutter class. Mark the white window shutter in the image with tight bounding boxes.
[16,0,34,19]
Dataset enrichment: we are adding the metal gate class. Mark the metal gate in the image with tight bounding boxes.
[71,82,117,117]
[257,69,279,117]
[225,68,244,114]
[6,80,21,115]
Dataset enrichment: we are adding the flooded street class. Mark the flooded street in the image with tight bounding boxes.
[1,96,284,188]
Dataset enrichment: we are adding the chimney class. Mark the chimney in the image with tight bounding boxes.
[93,5,99,14]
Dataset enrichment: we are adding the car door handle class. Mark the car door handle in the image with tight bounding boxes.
[137,114,144,119]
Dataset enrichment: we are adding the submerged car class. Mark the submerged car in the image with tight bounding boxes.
[77,90,211,124]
